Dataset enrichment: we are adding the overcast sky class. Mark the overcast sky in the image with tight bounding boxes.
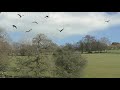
[0,12,120,45]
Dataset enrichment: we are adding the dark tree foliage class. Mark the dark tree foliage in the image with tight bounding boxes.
[53,48,87,78]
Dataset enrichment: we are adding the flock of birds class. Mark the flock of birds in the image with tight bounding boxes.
[0,12,110,33]
[0,12,65,33]
[12,13,51,32]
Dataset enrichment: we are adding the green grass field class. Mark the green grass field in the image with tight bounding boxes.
[82,53,120,78]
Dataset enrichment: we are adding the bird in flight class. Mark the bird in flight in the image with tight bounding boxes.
[17,14,24,18]
[12,25,17,29]
[58,28,64,32]
[105,20,110,23]
[32,21,38,24]
[45,15,49,18]
[26,29,32,32]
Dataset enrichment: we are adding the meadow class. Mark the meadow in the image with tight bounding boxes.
[82,51,120,78]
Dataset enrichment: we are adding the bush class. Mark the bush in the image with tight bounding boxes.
[14,54,55,78]
[0,53,9,72]
[0,29,10,77]
[53,48,87,78]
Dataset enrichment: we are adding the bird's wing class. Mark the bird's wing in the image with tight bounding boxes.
[61,28,64,31]
[13,25,17,29]
[18,14,20,16]
[35,22,38,24]
[26,30,29,32]
[14,25,17,28]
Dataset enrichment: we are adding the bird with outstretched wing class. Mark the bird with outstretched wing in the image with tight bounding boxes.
[58,28,64,32]
[17,14,24,18]
[105,20,110,23]
[12,25,17,29]
[26,29,32,32]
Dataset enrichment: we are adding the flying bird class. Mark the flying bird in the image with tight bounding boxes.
[58,28,64,32]
[105,20,110,23]
[32,21,38,24]
[45,15,49,18]
[17,14,24,18]
[12,25,17,29]
[26,29,32,32]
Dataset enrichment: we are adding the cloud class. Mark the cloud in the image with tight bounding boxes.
[0,12,120,40]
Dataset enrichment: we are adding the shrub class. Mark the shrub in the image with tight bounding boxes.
[53,48,87,78]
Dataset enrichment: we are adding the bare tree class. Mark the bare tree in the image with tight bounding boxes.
[83,35,96,53]
[76,40,84,54]
[15,33,55,77]
[99,37,110,52]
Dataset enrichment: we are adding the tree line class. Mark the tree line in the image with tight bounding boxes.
[63,35,111,54]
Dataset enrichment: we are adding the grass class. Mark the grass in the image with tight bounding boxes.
[107,49,120,54]
[82,52,120,78]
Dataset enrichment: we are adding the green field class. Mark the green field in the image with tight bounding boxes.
[82,53,120,78]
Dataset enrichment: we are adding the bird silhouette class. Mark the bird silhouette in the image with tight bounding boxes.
[12,25,17,29]
[17,14,24,18]
[105,20,110,23]
[45,15,49,18]
[58,28,64,32]
[26,29,32,32]
[32,21,38,24]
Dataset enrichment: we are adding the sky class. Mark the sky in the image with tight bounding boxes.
[0,12,120,45]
